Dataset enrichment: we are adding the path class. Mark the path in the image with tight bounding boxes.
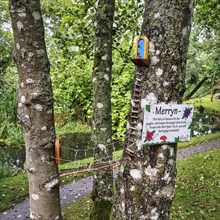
[1,139,220,220]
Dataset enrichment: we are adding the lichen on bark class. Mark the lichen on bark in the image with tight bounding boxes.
[90,1,115,219]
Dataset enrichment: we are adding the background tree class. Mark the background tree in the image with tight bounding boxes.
[0,0,22,145]
[9,0,62,219]
[90,0,115,219]
[114,0,195,219]
[185,0,220,99]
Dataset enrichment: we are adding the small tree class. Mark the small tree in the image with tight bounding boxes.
[114,0,195,219]
[90,0,115,219]
[9,0,62,219]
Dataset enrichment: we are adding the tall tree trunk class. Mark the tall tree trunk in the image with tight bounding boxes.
[183,76,208,101]
[114,0,195,219]
[90,0,115,219]
[9,1,62,219]
[211,79,220,101]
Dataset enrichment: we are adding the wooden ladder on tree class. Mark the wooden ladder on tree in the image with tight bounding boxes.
[125,72,143,157]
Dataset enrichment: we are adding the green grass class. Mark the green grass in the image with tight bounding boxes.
[177,132,220,149]
[0,173,28,211]
[186,95,220,114]
[0,132,219,212]
[170,147,220,219]
[62,147,220,220]
[63,197,92,220]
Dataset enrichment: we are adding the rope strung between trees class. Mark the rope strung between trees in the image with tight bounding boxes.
[58,158,124,177]
[53,138,129,176]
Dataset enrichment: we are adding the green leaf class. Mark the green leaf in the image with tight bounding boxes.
[188,123,192,129]
[146,105,151,112]
[175,137,180,143]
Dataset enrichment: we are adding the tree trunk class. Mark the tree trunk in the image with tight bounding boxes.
[9,1,62,219]
[114,0,195,219]
[183,76,208,101]
[90,0,115,219]
[211,79,220,101]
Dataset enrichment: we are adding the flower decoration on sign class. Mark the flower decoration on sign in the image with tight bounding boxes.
[182,107,192,119]
[145,130,155,142]
[160,135,167,142]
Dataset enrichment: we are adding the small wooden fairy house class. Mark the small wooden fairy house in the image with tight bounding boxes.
[131,36,149,67]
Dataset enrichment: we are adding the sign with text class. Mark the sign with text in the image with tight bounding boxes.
[142,104,194,144]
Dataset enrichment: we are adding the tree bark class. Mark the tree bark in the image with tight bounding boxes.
[211,79,220,101]
[114,0,195,219]
[9,0,62,219]
[90,0,115,219]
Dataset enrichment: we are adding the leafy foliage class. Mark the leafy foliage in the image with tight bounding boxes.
[195,0,220,34]
[50,53,93,124]
[47,0,145,139]
[111,60,134,140]
[0,0,13,66]
[0,1,23,145]
[185,0,220,98]
[0,0,219,142]
[0,66,23,145]
[42,0,96,59]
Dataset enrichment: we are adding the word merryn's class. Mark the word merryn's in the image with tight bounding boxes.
[155,106,179,117]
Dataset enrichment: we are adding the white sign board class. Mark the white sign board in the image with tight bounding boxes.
[142,104,194,144]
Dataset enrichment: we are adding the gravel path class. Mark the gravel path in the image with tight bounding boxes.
[1,139,220,220]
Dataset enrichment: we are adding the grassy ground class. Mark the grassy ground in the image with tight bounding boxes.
[177,132,220,149]
[62,147,220,220]
[170,147,220,219]
[0,173,28,211]
[185,95,220,114]
[0,132,220,212]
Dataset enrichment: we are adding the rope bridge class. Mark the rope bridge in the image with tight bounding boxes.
[53,139,126,177]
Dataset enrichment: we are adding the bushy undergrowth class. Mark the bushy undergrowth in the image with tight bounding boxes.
[0,65,23,145]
